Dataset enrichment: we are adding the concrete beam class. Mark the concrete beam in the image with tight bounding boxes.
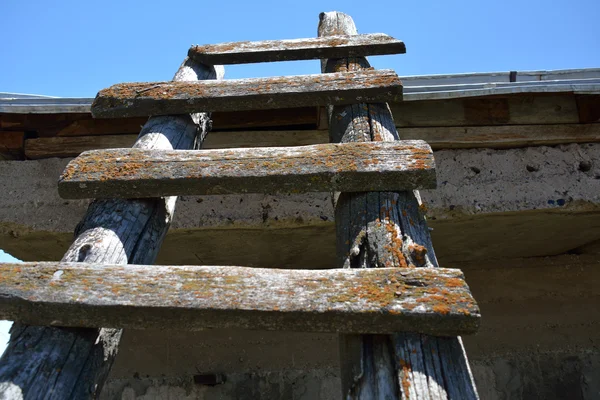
[0,144,599,265]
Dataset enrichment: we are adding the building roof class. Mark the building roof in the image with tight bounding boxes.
[1,68,600,113]
[1,67,599,161]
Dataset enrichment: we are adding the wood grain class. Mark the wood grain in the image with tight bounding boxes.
[397,123,600,149]
[0,109,318,135]
[319,11,479,400]
[19,122,600,160]
[0,131,24,160]
[58,141,436,199]
[0,58,222,399]
[211,107,318,129]
[25,134,137,159]
[0,262,479,336]
[188,33,406,64]
[91,69,403,118]
[203,129,329,149]
[24,130,328,159]
[390,94,579,127]
[0,113,147,137]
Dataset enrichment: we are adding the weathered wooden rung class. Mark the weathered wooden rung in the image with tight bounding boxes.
[58,141,436,199]
[0,262,480,335]
[91,69,403,119]
[188,33,406,65]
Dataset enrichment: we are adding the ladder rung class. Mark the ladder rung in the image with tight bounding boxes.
[58,141,436,199]
[91,69,403,119]
[188,33,406,65]
[0,262,480,335]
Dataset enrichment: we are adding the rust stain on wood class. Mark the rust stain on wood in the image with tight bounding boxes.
[91,70,403,118]
[0,262,480,335]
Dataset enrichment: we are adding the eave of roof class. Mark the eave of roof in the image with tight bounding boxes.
[1,68,599,114]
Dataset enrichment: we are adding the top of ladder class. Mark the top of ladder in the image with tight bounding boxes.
[90,33,406,118]
[188,33,406,65]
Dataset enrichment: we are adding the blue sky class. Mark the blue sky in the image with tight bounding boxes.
[2,0,599,97]
[0,0,599,354]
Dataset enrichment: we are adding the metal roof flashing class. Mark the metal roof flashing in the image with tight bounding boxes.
[1,68,599,114]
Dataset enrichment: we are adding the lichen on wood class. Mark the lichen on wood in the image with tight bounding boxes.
[0,57,223,399]
[90,69,403,118]
[319,11,479,400]
[58,141,436,199]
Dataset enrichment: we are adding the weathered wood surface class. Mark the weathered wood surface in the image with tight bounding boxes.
[397,123,600,149]
[212,106,318,129]
[24,130,327,159]
[2,70,599,115]
[391,94,580,127]
[0,59,222,399]
[0,131,24,160]
[0,113,147,136]
[204,129,329,149]
[25,134,137,159]
[0,262,479,335]
[18,122,600,159]
[91,69,403,118]
[1,92,593,145]
[0,108,318,135]
[53,117,147,136]
[319,11,479,400]
[188,33,406,64]
[58,141,436,199]
[577,94,600,123]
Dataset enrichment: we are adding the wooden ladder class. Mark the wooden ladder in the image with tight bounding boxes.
[0,12,480,399]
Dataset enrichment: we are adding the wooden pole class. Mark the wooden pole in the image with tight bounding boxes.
[0,59,223,399]
[318,11,480,399]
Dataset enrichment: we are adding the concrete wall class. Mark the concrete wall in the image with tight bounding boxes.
[1,144,599,398]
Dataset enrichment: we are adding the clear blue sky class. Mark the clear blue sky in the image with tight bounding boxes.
[2,0,599,98]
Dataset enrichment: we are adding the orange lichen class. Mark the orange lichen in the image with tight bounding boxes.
[399,358,412,397]
[445,278,464,288]
[433,304,451,315]
[408,243,428,267]
[382,220,409,268]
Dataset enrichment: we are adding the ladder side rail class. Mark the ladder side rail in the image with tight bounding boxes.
[318,11,479,399]
[0,59,223,399]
